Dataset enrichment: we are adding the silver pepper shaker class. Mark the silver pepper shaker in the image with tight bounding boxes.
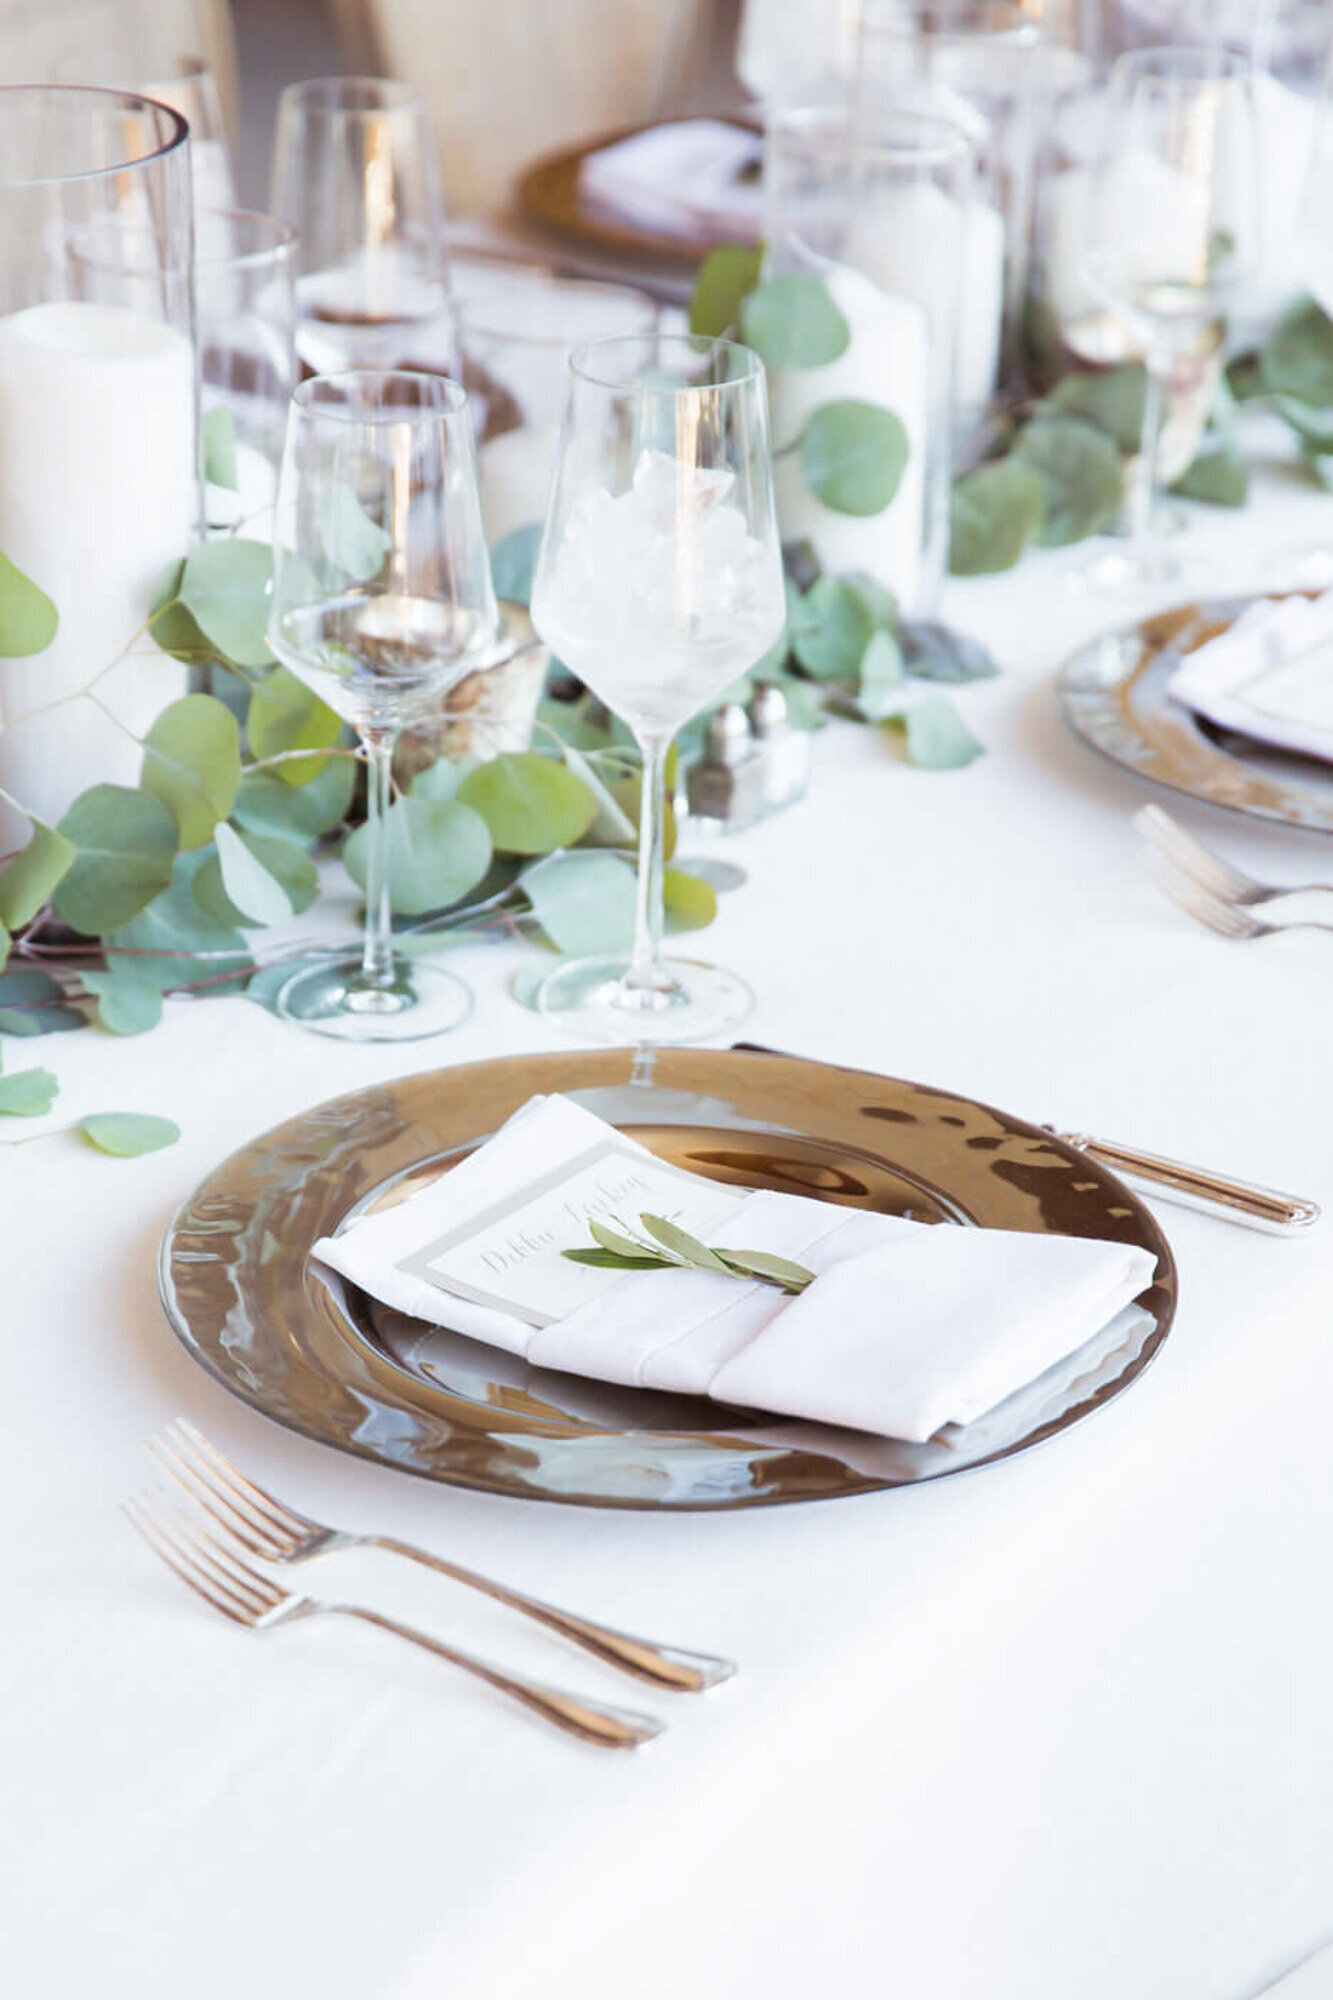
[746,680,811,812]
[685,703,766,832]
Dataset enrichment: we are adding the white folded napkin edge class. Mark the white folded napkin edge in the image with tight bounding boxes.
[1166,589,1333,763]
[314,1094,1157,1447]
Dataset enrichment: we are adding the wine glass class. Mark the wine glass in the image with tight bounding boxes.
[267,371,500,1041]
[529,334,786,1045]
[1078,46,1260,590]
[269,79,451,378]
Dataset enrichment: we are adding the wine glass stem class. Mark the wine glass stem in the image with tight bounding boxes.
[1130,360,1167,567]
[625,732,671,998]
[360,727,397,990]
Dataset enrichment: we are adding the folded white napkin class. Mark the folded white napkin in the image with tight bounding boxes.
[578,120,763,244]
[1166,590,1333,763]
[314,1095,1156,1446]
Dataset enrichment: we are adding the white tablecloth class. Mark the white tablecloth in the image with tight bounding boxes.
[5,457,1333,2000]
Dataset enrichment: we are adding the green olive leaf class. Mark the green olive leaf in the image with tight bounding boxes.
[0,550,57,656]
[741,273,849,368]
[800,400,909,516]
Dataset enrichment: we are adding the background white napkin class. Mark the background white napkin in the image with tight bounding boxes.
[1167,591,1333,763]
[314,1095,1157,1446]
[577,119,763,242]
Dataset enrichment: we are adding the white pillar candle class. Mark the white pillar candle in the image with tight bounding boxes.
[848,182,1005,421]
[478,420,562,546]
[766,264,929,612]
[0,302,195,852]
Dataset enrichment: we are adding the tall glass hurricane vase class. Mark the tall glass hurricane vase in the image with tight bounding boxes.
[530,335,785,1046]
[0,85,197,858]
[268,371,499,1042]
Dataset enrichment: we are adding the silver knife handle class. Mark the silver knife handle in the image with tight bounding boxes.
[1053,1131,1321,1235]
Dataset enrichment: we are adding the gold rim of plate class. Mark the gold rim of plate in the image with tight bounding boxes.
[157,1047,1176,1510]
[1060,591,1333,831]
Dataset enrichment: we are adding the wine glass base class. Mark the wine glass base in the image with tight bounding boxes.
[1075,540,1197,593]
[275,954,473,1043]
[537,953,754,1047]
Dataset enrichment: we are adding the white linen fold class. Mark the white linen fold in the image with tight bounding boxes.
[313,1094,1157,1446]
[1166,589,1333,763]
[577,120,763,243]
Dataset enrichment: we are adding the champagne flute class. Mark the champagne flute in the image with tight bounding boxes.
[270,79,450,378]
[530,335,785,1045]
[267,371,499,1041]
[1079,46,1260,590]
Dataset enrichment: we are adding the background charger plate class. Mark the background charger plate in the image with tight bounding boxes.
[158,1047,1175,1510]
[1060,591,1333,830]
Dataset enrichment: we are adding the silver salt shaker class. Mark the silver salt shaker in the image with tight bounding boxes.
[685,703,766,832]
[747,680,811,812]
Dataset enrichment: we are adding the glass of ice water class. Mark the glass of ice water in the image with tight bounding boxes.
[530,334,786,1045]
[267,370,499,1041]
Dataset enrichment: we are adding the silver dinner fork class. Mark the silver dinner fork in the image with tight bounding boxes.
[1140,847,1333,941]
[124,1493,664,1751]
[148,1419,734,1693]
[1134,803,1333,909]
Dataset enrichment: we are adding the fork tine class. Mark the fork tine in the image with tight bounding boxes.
[124,1499,257,1627]
[171,1419,312,1540]
[148,1434,282,1557]
[157,1504,288,1615]
[1133,804,1257,902]
[1140,849,1260,937]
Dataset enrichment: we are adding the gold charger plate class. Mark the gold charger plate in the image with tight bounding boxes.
[1060,591,1333,831]
[158,1048,1175,1510]
[517,116,761,268]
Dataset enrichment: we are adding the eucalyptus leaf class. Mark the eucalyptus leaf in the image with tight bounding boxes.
[202,405,239,490]
[213,820,294,926]
[558,742,636,845]
[106,854,253,995]
[342,796,493,916]
[789,576,875,680]
[141,694,242,848]
[232,756,357,844]
[897,693,984,770]
[1041,365,1146,452]
[81,970,164,1036]
[800,400,909,516]
[198,829,318,921]
[0,817,75,929]
[900,620,1000,683]
[662,865,717,933]
[0,550,57,657]
[54,785,178,934]
[148,563,225,671]
[522,850,636,954]
[949,459,1045,575]
[1171,444,1248,507]
[741,273,849,369]
[0,967,86,1036]
[0,921,7,973]
[689,243,764,337]
[247,666,343,786]
[1272,394,1333,451]
[1259,295,1333,407]
[320,482,392,580]
[78,1111,180,1157]
[489,523,543,607]
[853,628,905,722]
[178,539,275,669]
[841,569,898,634]
[456,751,597,854]
[409,756,481,802]
[0,1066,58,1115]
[1012,415,1122,546]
